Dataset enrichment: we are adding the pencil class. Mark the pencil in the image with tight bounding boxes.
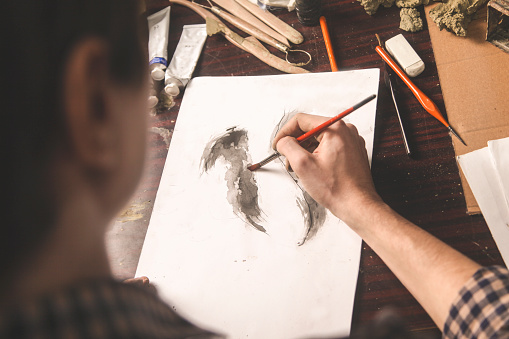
[320,16,338,72]
[247,94,377,171]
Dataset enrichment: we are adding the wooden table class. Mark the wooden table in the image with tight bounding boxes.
[106,0,504,336]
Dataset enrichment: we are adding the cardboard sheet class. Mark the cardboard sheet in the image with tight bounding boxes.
[136,70,380,338]
[425,4,509,214]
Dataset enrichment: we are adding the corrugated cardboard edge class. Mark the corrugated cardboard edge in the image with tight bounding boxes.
[425,3,509,215]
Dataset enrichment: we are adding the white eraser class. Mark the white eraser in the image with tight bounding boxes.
[385,34,425,77]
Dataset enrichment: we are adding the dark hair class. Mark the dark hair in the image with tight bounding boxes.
[0,1,147,279]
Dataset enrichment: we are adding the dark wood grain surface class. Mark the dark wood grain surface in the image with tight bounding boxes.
[106,0,504,336]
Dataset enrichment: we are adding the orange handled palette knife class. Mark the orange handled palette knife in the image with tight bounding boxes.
[375,34,466,146]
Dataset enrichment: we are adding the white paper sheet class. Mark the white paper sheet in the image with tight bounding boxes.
[489,137,509,216]
[136,70,380,339]
[458,147,509,265]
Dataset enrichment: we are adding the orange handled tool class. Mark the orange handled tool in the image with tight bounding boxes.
[320,16,338,72]
[374,36,466,146]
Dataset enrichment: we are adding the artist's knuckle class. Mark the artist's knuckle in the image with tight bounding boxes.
[359,135,366,146]
[277,136,293,152]
[295,112,308,120]
[346,123,359,134]
[291,153,311,170]
[276,136,292,152]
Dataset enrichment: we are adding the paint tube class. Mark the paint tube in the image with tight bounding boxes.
[164,24,207,97]
[256,0,296,11]
[147,6,171,81]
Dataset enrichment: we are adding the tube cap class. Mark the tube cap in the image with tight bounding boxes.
[164,82,180,96]
[148,95,158,108]
[151,68,165,81]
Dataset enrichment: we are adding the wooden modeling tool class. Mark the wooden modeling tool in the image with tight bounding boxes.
[211,0,290,45]
[247,94,377,171]
[201,0,311,66]
[169,0,309,74]
[234,0,304,44]
[319,16,338,72]
[375,34,467,146]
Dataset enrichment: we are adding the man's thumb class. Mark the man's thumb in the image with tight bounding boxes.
[276,136,310,170]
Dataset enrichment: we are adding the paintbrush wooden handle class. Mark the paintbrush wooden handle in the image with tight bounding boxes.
[210,6,289,52]
[319,16,338,72]
[211,0,290,45]
[234,0,304,45]
[297,94,376,142]
[375,46,449,127]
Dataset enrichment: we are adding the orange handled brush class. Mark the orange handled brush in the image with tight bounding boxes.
[375,35,466,146]
[320,16,338,72]
[247,94,376,171]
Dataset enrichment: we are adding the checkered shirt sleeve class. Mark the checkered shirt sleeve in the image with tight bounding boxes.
[443,266,509,338]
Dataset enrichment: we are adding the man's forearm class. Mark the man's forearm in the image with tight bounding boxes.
[345,199,481,330]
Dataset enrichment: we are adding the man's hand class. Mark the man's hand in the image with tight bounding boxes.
[273,113,481,330]
[123,276,156,293]
[273,113,381,225]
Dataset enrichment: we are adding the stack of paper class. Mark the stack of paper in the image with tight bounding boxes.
[457,137,509,264]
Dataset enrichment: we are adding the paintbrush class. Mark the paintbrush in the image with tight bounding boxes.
[247,94,377,171]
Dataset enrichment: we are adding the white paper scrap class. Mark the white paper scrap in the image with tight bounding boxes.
[458,148,509,265]
[489,137,509,216]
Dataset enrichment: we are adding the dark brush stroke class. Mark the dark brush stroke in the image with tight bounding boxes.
[200,127,266,234]
[272,111,328,245]
[296,191,328,245]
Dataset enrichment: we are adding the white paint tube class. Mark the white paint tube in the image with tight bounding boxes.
[164,24,207,97]
[147,6,171,81]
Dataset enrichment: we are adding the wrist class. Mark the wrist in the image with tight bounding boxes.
[332,192,387,233]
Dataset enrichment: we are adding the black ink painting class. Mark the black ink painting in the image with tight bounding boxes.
[271,112,328,245]
[200,127,266,234]
[201,120,327,245]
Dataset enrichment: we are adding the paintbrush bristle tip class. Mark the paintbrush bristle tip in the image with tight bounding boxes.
[247,163,260,171]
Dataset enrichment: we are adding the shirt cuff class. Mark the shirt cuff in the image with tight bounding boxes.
[443,265,509,338]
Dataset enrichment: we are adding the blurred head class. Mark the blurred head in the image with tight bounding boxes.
[1,1,148,278]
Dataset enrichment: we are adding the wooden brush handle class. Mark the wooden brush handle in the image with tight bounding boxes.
[297,94,376,142]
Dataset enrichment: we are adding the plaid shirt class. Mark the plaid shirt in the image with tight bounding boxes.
[0,279,222,339]
[444,266,509,338]
[3,267,509,338]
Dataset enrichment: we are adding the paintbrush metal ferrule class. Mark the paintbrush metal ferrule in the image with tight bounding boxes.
[247,151,280,171]
[448,126,467,146]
